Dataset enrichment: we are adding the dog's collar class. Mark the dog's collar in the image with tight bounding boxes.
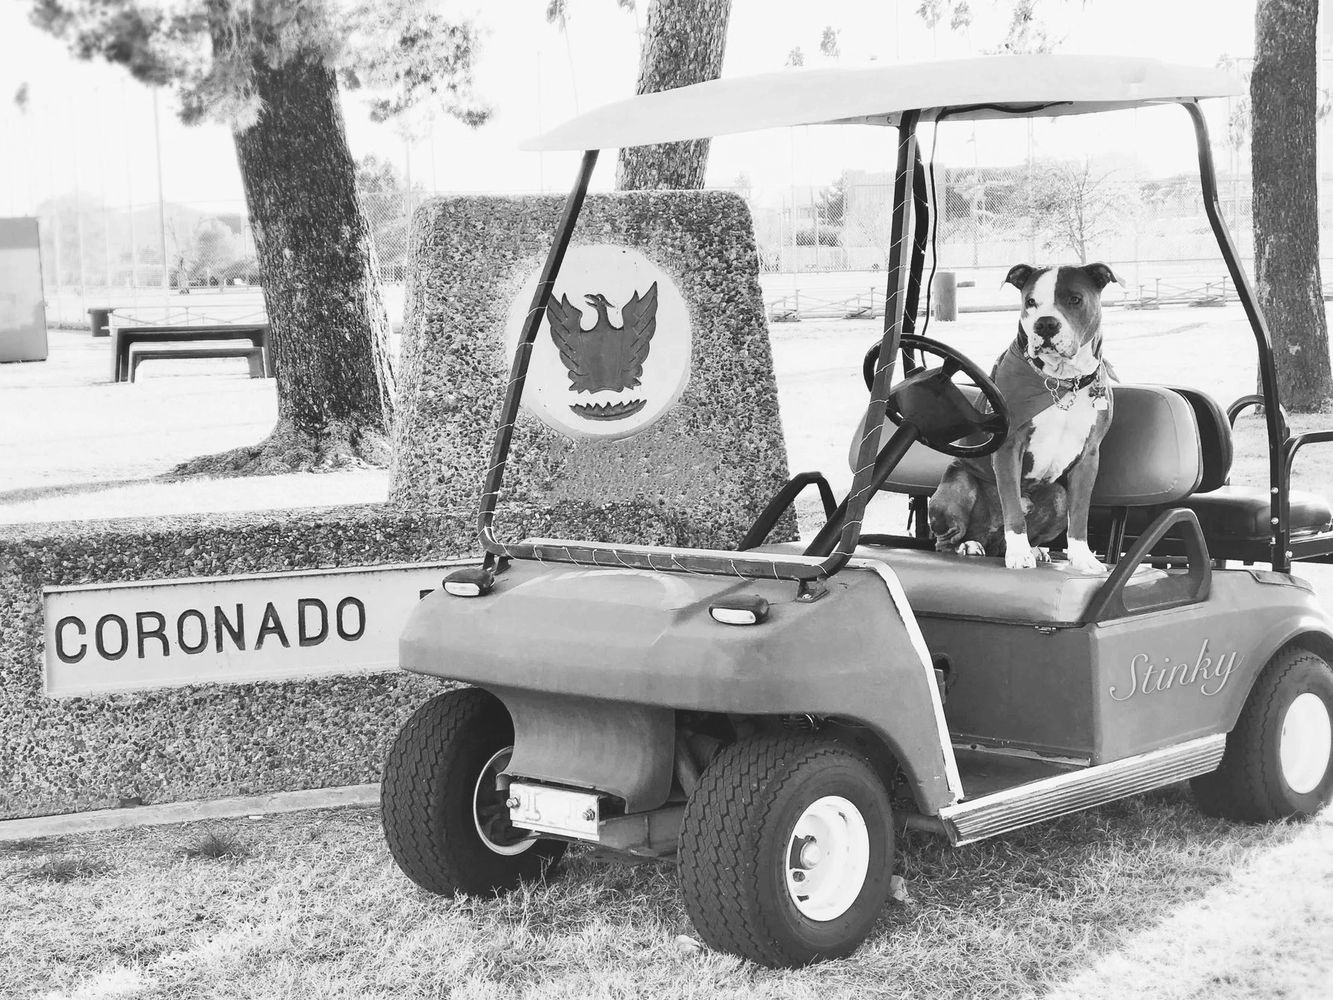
[1030,364,1099,392]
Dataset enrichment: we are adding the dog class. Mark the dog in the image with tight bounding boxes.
[927,262,1120,573]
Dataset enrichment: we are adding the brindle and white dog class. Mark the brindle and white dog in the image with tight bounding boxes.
[927,262,1121,572]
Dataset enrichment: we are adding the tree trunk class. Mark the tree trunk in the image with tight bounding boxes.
[1252,0,1331,411]
[175,53,395,475]
[616,0,732,191]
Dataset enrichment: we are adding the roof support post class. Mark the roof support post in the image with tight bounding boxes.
[1183,101,1288,572]
[479,149,599,566]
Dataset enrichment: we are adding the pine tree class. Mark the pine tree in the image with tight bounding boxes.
[29,0,489,472]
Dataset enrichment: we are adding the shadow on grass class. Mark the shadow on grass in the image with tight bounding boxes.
[180,829,249,861]
[433,784,1301,999]
[23,853,113,883]
[0,475,164,506]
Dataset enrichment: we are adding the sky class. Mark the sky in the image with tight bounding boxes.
[0,0,1280,216]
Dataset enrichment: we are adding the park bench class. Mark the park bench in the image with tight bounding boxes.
[128,344,266,383]
[110,323,272,383]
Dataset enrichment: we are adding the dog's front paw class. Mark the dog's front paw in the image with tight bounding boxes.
[1066,539,1108,575]
[1004,531,1037,569]
[957,541,986,556]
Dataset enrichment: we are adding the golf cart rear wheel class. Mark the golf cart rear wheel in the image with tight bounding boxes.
[1191,645,1333,822]
[678,734,894,968]
[381,688,565,895]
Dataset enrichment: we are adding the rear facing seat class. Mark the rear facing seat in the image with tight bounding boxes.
[1116,386,1332,546]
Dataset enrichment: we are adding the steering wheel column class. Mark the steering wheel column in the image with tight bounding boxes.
[803,335,1011,559]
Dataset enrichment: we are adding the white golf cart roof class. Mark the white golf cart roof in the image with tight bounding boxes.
[523,54,1241,152]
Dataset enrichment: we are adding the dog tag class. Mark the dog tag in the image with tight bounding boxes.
[1093,397,1109,411]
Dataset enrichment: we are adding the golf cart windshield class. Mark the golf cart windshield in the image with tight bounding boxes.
[478,55,1275,586]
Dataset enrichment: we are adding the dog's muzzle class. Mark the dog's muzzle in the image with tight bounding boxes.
[1033,316,1061,345]
[1031,316,1077,358]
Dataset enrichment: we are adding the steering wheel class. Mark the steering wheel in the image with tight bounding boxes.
[861,334,1010,459]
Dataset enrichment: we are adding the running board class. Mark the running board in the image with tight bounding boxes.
[937,734,1226,845]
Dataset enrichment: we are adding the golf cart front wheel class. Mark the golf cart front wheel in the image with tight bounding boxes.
[678,734,894,968]
[381,687,566,895]
[1192,645,1333,821]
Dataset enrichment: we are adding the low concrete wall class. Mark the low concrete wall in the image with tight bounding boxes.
[0,500,724,820]
[0,505,468,820]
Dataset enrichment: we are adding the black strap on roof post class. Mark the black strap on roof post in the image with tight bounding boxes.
[824,109,923,577]
[1183,100,1288,573]
[901,145,930,345]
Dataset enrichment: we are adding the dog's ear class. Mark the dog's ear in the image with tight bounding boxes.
[1083,263,1122,290]
[1004,264,1036,291]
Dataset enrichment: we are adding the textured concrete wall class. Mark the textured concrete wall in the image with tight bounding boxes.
[390,191,794,548]
[0,507,467,820]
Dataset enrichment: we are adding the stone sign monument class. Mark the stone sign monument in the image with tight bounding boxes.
[390,190,795,550]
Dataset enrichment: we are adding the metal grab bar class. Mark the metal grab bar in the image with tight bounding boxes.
[1085,509,1211,623]
[737,472,838,552]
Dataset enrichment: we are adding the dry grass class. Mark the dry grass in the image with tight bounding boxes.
[2,796,1328,1000]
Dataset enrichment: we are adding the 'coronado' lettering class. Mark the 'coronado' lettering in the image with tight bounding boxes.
[53,596,367,664]
[1108,640,1240,702]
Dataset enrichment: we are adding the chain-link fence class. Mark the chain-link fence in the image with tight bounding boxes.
[742,161,1333,321]
[21,147,1333,328]
[31,188,427,327]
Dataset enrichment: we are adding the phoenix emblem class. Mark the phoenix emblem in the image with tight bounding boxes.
[545,283,659,421]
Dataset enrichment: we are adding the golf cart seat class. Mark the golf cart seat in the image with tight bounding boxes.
[854,383,1206,507]
[853,382,1333,558]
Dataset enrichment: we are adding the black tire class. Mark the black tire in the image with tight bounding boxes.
[678,734,894,968]
[381,688,566,895]
[1192,645,1333,822]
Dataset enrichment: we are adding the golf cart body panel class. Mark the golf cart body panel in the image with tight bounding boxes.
[400,555,961,813]
[753,538,1333,762]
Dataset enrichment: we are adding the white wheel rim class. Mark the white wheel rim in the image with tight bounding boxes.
[784,795,871,922]
[473,747,536,856]
[1280,693,1333,795]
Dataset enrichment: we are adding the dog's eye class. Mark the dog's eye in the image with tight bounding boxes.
[1024,297,1036,309]
[1068,294,1083,307]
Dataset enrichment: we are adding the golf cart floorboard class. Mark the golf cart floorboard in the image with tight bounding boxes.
[951,747,1084,799]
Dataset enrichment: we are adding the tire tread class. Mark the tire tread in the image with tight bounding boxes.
[381,688,563,895]
[1192,644,1331,821]
[679,733,888,967]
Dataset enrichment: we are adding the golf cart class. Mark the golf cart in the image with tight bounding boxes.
[382,56,1333,968]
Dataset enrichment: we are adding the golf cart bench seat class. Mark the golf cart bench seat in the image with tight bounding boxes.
[854,383,1333,547]
[1111,387,1332,545]
[758,541,1159,625]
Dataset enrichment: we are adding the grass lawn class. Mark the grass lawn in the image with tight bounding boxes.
[3,794,1329,1000]
[4,303,1333,996]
